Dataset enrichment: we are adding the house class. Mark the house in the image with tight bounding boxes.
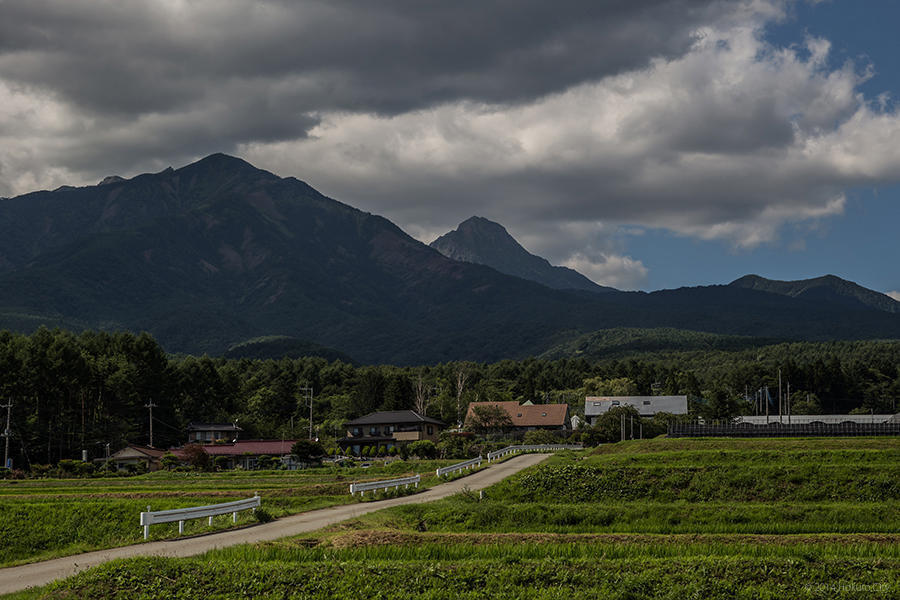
[186,422,242,443]
[585,396,688,424]
[465,401,570,432]
[193,439,299,469]
[106,445,168,472]
[337,410,447,455]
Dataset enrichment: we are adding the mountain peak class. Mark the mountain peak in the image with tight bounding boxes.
[174,153,272,180]
[730,274,900,313]
[430,216,613,293]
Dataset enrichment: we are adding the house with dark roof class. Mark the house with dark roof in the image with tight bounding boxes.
[338,410,447,455]
[186,422,243,443]
[465,401,570,432]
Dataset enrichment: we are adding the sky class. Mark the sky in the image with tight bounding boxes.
[1,0,899,294]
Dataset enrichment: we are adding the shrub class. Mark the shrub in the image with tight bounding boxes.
[161,453,180,470]
[291,439,325,464]
[181,444,211,471]
[523,430,559,445]
[57,459,80,476]
[409,440,438,460]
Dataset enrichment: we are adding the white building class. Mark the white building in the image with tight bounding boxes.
[736,414,898,425]
[585,395,688,424]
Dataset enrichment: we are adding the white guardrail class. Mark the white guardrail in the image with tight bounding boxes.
[350,475,420,496]
[486,444,583,462]
[140,495,261,540]
[436,455,483,478]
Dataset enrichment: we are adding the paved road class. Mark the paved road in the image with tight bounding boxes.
[0,453,549,595]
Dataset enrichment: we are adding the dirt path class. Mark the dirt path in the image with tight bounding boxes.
[0,453,549,595]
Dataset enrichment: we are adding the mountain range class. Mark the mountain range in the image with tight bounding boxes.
[1,153,899,364]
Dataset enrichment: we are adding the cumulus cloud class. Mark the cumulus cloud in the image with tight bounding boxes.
[562,252,649,291]
[243,13,893,252]
[3,0,900,286]
[0,0,724,194]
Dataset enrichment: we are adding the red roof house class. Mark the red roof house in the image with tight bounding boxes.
[465,401,570,431]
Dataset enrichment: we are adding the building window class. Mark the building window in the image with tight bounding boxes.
[353,427,362,437]
[369,427,378,436]
[388,425,395,433]
[427,425,433,435]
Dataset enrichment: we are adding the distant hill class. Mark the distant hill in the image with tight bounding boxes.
[224,336,355,362]
[430,216,613,292]
[2,154,900,364]
[540,327,779,360]
[730,274,900,313]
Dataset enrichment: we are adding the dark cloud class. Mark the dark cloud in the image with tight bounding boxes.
[0,0,729,116]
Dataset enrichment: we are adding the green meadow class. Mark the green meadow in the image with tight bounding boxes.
[5,438,899,599]
[0,459,461,566]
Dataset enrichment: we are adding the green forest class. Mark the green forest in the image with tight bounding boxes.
[1,327,899,469]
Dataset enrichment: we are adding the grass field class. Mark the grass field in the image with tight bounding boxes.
[0,459,465,566]
[5,437,899,599]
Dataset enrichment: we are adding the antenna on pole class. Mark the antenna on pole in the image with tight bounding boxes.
[777,368,783,424]
[1,400,11,469]
[144,401,157,447]
[298,386,314,440]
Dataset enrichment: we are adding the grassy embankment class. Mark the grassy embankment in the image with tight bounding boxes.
[7,437,900,599]
[0,459,469,566]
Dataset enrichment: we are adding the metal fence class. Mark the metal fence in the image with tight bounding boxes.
[349,475,420,496]
[140,495,260,539]
[486,444,583,462]
[436,456,482,477]
[668,421,900,438]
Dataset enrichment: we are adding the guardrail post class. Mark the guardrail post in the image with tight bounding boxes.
[232,511,237,523]
[144,505,151,540]
[208,516,213,526]
[178,520,184,534]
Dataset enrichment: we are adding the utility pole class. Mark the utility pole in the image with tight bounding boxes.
[144,401,157,447]
[1,401,11,469]
[298,386,314,440]
[778,368,783,423]
[786,381,791,425]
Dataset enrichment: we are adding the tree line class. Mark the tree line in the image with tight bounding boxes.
[1,328,898,468]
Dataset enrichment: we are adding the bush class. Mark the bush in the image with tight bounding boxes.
[291,439,325,464]
[181,444,211,471]
[439,432,474,459]
[57,459,80,476]
[523,430,559,445]
[408,440,438,460]
[161,453,180,470]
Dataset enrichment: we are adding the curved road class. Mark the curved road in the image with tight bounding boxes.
[0,453,549,595]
